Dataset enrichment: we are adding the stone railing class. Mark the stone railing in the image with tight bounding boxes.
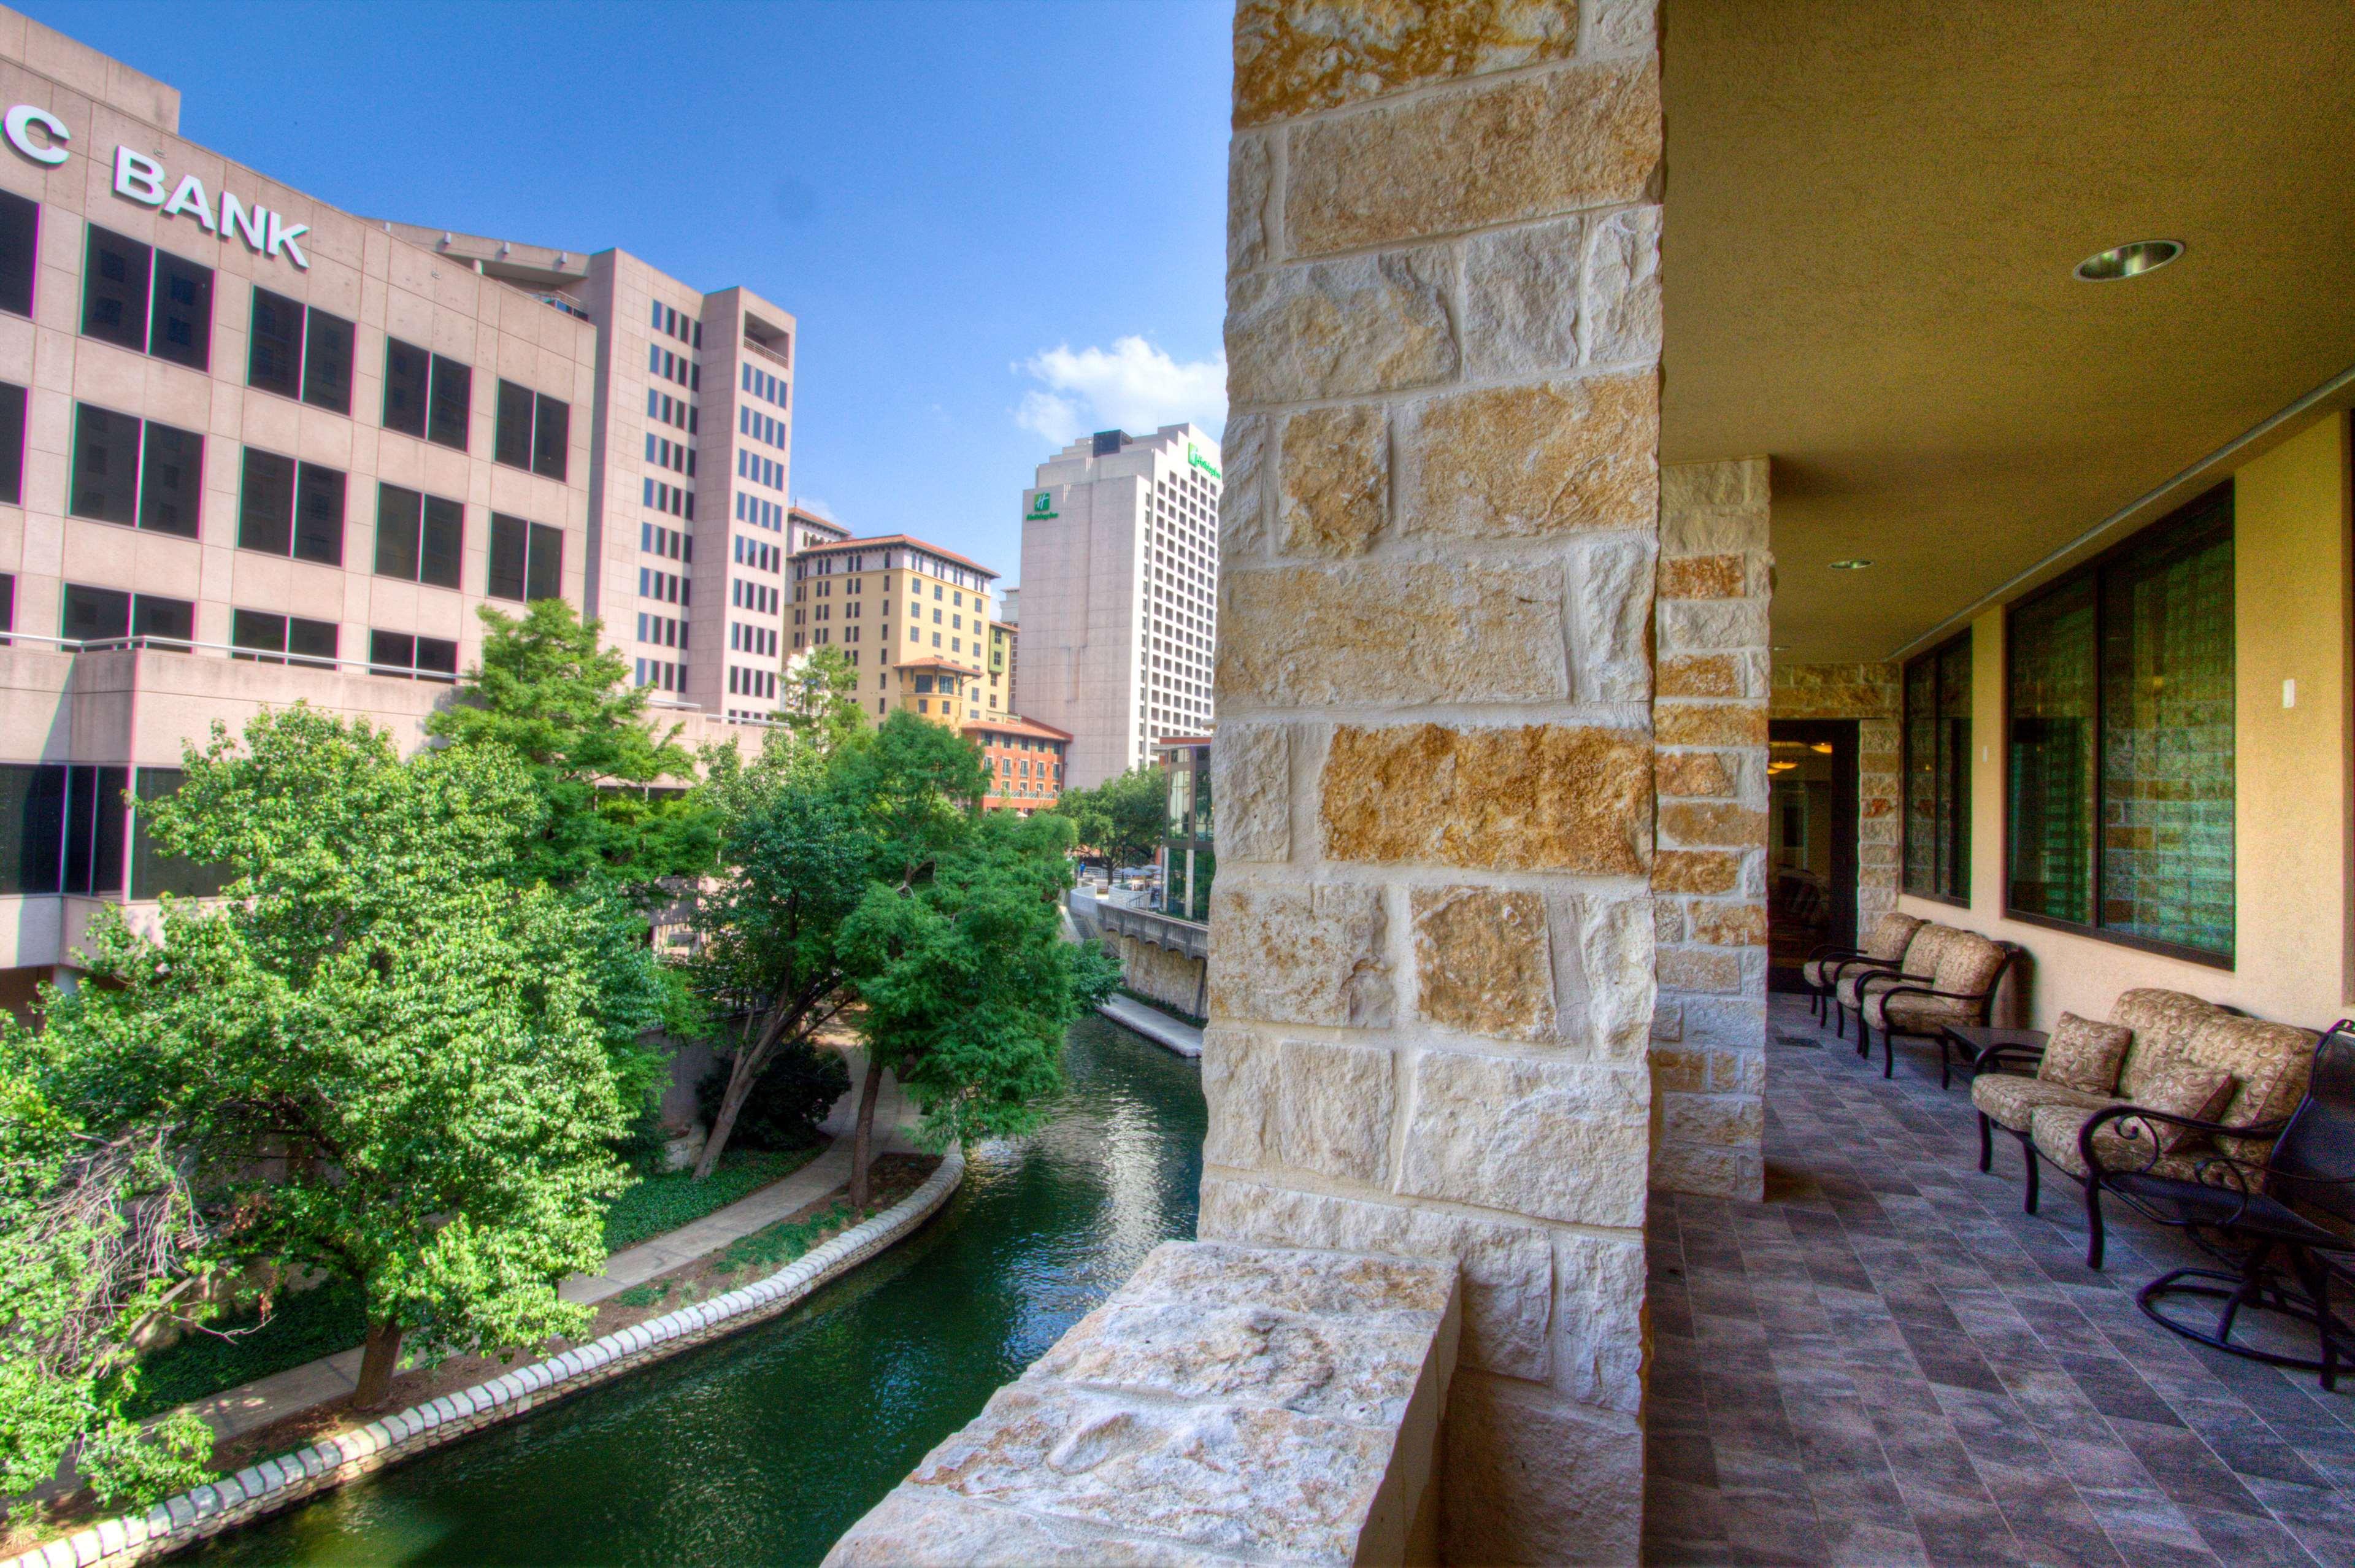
[1094,899,1212,961]
[4,1150,966,1568]
[826,1240,1458,1566]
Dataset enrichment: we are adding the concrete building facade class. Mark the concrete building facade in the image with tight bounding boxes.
[1016,423,1221,788]
[788,532,1004,725]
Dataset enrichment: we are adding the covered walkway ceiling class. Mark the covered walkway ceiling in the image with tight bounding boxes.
[1661,0,2355,663]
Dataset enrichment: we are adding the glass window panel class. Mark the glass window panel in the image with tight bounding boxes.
[1936,637,1972,901]
[287,615,337,669]
[236,447,294,555]
[0,762,64,893]
[148,251,212,371]
[368,628,413,676]
[131,767,227,900]
[416,636,458,682]
[61,582,129,644]
[246,286,301,397]
[421,496,464,590]
[526,521,563,601]
[137,420,202,537]
[2008,576,2097,925]
[0,380,26,505]
[1904,658,1937,896]
[231,607,288,663]
[2098,499,2234,958]
[131,593,193,650]
[69,404,139,525]
[0,190,36,318]
[374,482,422,580]
[487,513,528,600]
[0,572,13,642]
[493,380,532,469]
[293,463,345,566]
[531,393,569,480]
[63,764,129,896]
[427,356,470,450]
[80,226,148,352]
[382,337,428,436]
[301,307,353,413]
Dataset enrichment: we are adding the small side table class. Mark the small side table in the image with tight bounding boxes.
[1938,1024,2048,1091]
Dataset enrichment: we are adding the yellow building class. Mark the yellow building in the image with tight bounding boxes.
[789,534,1003,725]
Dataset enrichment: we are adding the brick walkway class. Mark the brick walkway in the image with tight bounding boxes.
[1645,996,2355,1567]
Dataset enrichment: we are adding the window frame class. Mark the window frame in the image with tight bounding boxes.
[247,285,354,412]
[69,403,204,537]
[2001,482,2237,968]
[1902,629,1973,908]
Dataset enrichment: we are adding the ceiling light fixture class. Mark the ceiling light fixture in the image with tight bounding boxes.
[2074,239,2183,282]
[1829,558,1873,571]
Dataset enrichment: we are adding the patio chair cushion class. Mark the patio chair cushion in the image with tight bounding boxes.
[2180,1013,2319,1163]
[2039,1012,2134,1096]
[1838,924,1953,1009]
[1802,913,1922,990]
[1931,931,2007,998]
[1863,986,1978,1036]
[1972,1072,2110,1134]
[2113,989,2226,1097]
[2028,1102,2214,1183]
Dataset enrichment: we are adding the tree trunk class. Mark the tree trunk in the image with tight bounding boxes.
[850,1056,884,1210]
[694,1050,762,1180]
[353,1319,403,1411]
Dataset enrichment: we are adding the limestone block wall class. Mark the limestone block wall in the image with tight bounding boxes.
[1649,461,1769,1201]
[1111,934,1209,1018]
[1205,2,1662,1559]
[1770,663,1902,932]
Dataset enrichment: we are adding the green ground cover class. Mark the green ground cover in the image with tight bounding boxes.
[599,1144,822,1253]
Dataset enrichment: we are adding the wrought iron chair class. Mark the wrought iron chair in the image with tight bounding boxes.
[2076,1021,2355,1388]
[1800,912,1921,1026]
[1852,936,2016,1080]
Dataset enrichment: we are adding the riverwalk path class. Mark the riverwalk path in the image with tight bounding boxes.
[176,1056,921,1445]
[1097,991,1203,1057]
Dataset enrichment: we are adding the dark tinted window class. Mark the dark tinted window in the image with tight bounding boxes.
[237,448,294,555]
[293,463,345,566]
[131,593,193,650]
[137,420,202,537]
[531,393,568,480]
[0,573,13,641]
[367,628,413,675]
[69,404,138,526]
[231,607,288,661]
[301,307,353,413]
[421,495,463,589]
[63,764,129,897]
[247,287,302,397]
[0,190,36,319]
[1902,634,1972,903]
[526,523,563,601]
[374,483,422,580]
[132,767,228,899]
[494,379,532,469]
[82,226,150,352]
[417,636,458,681]
[0,380,25,505]
[382,338,429,436]
[0,763,64,893]
[428,356,470,450]
[488,512,528,600]
[148,252,212,372]
[61,582,129,643]
[288,615,336,667]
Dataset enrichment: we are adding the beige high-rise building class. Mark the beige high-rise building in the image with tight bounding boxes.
[1017,423,1220,787]
[789,533,1004,726]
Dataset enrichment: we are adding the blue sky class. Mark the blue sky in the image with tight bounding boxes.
[29,0,1234,593]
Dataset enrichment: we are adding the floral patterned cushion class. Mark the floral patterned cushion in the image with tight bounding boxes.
[2113,990,2224,1097]
[1864,987,1978,1034]
[2038,1012,2133,1096]
[2180,1015,2318,1163]
[2028,1102,2215,1183]
[1864,913,1924,963]
[1930,932,2007,998]
[1971,1072,2110,1133]
[1897,924,1954,980]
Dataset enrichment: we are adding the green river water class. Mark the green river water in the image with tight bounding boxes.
[187,1016,1204,1567]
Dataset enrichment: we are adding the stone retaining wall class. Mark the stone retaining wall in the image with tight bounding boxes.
[1113,934,1209,1017]
[4,1150,967,1568]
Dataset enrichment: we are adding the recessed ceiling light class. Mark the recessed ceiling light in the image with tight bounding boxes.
[2074,239,2183,282]
[1770,644,1791,652]
[1829,559,1873,571]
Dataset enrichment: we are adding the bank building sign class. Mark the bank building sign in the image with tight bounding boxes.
[4,104,310,269]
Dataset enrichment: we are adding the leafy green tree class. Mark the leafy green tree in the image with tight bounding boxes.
[686,713,990,1181]
[41,709,630,1410]
[839,810,1118,1205]
[0,1056,212,1507]
[777,645,866,755]
[429,599,716,893]
[1047,764,1168,870]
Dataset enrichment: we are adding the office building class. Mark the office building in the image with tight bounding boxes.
[966,714,1068,814]
[789,533,1002,725]
[995,585,1018,712]
[1016,424,1220,787]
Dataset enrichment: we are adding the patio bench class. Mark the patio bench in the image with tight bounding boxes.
[1853,931,2015,1080]
[1802,912,1923,1026]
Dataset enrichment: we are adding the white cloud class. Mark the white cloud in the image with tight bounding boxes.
[792,494,839,521]
[1014,336,1226,448]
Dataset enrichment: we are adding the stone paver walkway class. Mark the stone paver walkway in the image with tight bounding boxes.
[1645,995,2355,1567]
[180,1053,920,1444]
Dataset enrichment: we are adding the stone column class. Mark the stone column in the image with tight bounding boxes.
[1204,2,1662,1559]
[1649,461,1771,1201]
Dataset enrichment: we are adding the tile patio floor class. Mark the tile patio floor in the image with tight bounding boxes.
[1644,995,2355,1567]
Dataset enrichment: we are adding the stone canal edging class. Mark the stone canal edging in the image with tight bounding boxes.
[6,1149,967,1568]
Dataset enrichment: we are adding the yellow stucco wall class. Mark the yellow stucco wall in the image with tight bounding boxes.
[1899,410,2349,1033]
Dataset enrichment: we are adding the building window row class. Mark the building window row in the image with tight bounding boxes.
[734,536,780,572]
[732,579,777,613]
[737,406,786,450]
[637,658,683,693]
[740,362,787,410]
[650,300,701,350]
[731,622,777,656]
[729,666,777,699]
[640,567,688,606]
[645,432,695,475]
[231,609,337,667]
[247,285,353,414]
[638,612,686,650]
[367,629,458,682]
[382,339,471,449]
[0,762,225,899]
[84,225,214,374]
[736,492,783,532]
[648,342,697,391]
[642,522,689,563]
[493,379,570,480]
[373,483,465,590]
[646,387,696,434]
[737,449,785,491]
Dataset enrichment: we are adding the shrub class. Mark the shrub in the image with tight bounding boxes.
[695,1039,848,1152]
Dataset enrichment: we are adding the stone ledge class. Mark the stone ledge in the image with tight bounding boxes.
[826,1240,1459,1567]
[5,1148,969,1568]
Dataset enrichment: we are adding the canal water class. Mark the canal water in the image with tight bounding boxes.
[190,1017,1204,1566]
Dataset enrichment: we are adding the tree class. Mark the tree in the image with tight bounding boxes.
[839,810,1118,1205]
[429,599,716,894]
[40,709,631,1410]
[686,713,990,1181]
[1048,764,1167,869]
[777,645,866,755]
[0,1054,212,1508]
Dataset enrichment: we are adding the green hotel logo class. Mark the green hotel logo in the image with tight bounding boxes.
[1186,443,1221,481]
[1027,490,1058,520]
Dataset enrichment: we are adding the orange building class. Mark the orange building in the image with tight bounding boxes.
[964,715,1072,814]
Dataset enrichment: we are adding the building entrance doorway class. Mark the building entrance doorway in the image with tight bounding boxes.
[1767,720,1859,993]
